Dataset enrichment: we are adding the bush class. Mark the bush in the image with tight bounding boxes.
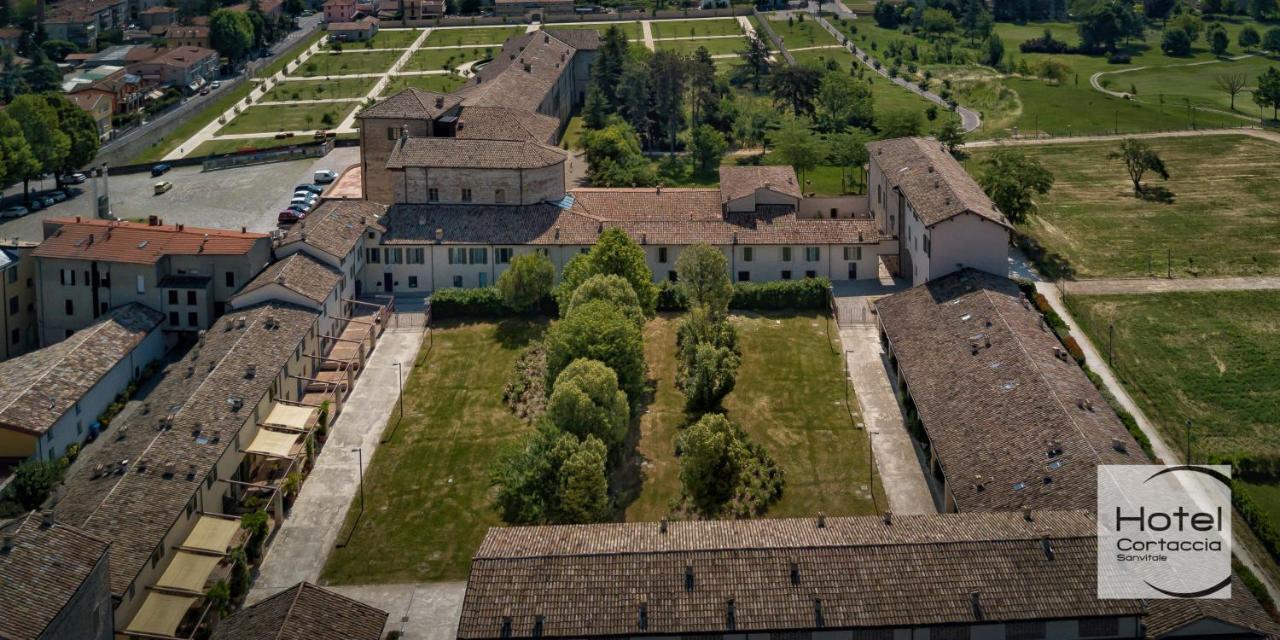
[0,461,64,512]
[431,286,552,318]
[545,300,646,405]
[677,413,784,518]
[657,280,688,310]
[1107,52,1131,64]
[240,510,270,563]
[1019,29,1072,54]
[503,341,548,421]
[730,277,830,310]
[1234,481,1280,567]
[491,424,609,524]
[677,342,740,411]
[1161,28,1193,56]
[556,435,610,523]
[567,274,644,329]
[1062,335,1086,366]
[547,359,629,449]
[554,228,657,315]
[497,252,555,312]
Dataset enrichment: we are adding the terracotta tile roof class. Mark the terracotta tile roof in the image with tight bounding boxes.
[0,304,162,436]
[868,136,1008,228]
[277,200,386,261]
[53,302,320,597]
[146,45,217,69]
[459,510,1144,638]
[719,165,802,203]
[543,28,599,50]
[164,25,209,38]
[874,270,1145,513]
[212,582,388,640]
[570,188,724,221]
[456,31,577,112]
[454,106,561,144]
[386,138,566,170]
[34,218,267,265]
[45,0,126,24]
[357,87,460,120]
[0,513,110,640]
[1145,575,1280,638]
[66,90,109,113]
[238,252,343,305]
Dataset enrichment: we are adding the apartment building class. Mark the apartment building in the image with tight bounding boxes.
[0,240,38,361]
[0,512,114,640]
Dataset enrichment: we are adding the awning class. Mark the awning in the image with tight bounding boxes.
[155,551,221,593]
[125,592,197,637]
[245,429,300,458]
[264,403,318,431]
[181,515,240,554]
[146,89,164,99]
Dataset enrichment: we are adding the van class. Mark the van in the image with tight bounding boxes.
[154,181,173,195]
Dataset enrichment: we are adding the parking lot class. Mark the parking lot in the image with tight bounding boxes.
[0,147,358,243]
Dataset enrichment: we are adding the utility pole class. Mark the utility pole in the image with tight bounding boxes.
[1108,323,1114,366]
[352,447,365,514]
[395,361,404,420]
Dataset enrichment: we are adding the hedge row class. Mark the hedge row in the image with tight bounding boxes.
[430,287,556,319]
[657,278,831,312]
[1233,482,1280,571]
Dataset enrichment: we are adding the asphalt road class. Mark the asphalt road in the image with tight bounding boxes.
[0,147,359,243]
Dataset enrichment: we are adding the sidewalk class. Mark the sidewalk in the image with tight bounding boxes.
[248,328,425,604]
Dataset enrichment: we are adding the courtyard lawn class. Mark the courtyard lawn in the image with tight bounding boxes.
[380,73,467,95]
[767,16,839,48]
[967,135,1280,278]
[544,21,643,40]
[650,17,744,39]
[366,28,424,48]
[188,132,357,157]
[294,50,402,76]
[424,26,524,46]
[215,102,356,134]
[321,319,546,584]
[402,46,494,72]
[255,29,327,78]
[261,77,376,101]
[654,36,748,56]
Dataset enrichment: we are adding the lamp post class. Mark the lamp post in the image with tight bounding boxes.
[352,447,364,514]
[394,361,404,420]
[1184,419,1192,465]
[1108,323,1114,366]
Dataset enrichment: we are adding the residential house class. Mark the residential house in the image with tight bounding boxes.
[323,0,359,22]
[128,45,218,92]
[492,0,574,16]
[211,582,388,640]
[139,5,177,29]
[0,512,114,640]
[0,304,164,461]
[31,217,271,343]
[229,0,285,18]
[327,16,379,41]
[88,67,149,115]
[43,0,130,49]
[163,24,210,49]
[376,0,443,20]
[0,240,38,362]
[67,89,114,141]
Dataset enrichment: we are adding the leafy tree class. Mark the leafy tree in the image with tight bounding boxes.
[981,32,1005,67]
[877,109,924,138]
[592,24,629,107]
[677,413,740,513]
[206,581,232,621]
[769,117,825,188]
[1238,26,1261,50]
[568,274,644,329]
[936,118,965,155]
[731,101,778,152]
[960,0,993,44]
[547,358,629,450]
[580,120,655,187]
[496,252,554,312]
[245,9,267,51]
[228,548,250,604]
[582,86,609,130]
[616,58,652,139]
[976,150,1055,222]
[649,50,687,152]
[1263,28,1280,54]
[1251,0,1278,21]
[767,64,822,117]
[676,305,740,358]
[678,341,739,411]
[557,435,609,523]
[1216,72,1247,110]
[491,423,580,524]
[675,243,732,318]
[546,299,646,405]
[46,92,99,183]
[1208,24,1229,56]
[284,0,304,14]
[555,227,658,316]
[22,48,60,92]
[873,0,900,27]
[1161,27,1192,56]
[1167,12,1203,42]
[1143,0,1176,20]
[688,46,718,126]
[210,9,254,63]
[1078,0,1142,52]
[6,94,68,197]
[1254,66,1280,119]
[921,8,957,37]
[688,124,727,173]
[40,39,77,61]
[740,33,772,92]
[1,461,62,510]
[814,71,874,131]
[1109,138,1169,196]
[827,129,871,193]
[0,110,39,190]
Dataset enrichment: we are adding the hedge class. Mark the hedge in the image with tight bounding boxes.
[657,278,831,312]
[1232,481,1280,568]
[430,287,556,319]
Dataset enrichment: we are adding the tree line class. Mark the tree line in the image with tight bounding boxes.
[0,92,101,200]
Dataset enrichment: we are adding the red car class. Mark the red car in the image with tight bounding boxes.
[278,209,305,224]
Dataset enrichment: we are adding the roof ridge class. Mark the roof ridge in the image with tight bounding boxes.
[0,309,126,417]
[275,582,308,640]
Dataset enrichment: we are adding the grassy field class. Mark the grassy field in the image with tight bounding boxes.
[424,26,524,46]
[1065,291,1280,470]
[187,132,357,157]
[296,50,402,76]
[544,21,643,40]
[1125,55,1279,116]
[655,36,747,56]
[766,16,839,48]
[254,29,327,78]
[650,17,743,39]
[402,46,494,72]
[261,77,376,101]
[968,135,1280,278]
[380,73,467,95]
[215,102,356,134]
[366,28,424,48]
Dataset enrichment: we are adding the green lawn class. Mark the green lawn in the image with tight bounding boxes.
[261,77,376,101]
[366,28,424,48]
[654,36,748,56]
[544,21,643,40]
[294,50,402,76]
[215,102,356,134]
[255,29,327,78]
[402,46,494,72]
[423,26,524,46]
[968,135,1280,278]
[766,16,839,48]
[188,132,357,157]
[380,73,467,95]
[1065,291,1280,470]
[650,17,743,39]
[1124,54,1279,117]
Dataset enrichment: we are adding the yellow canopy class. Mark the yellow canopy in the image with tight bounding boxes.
[245,429,300,458]
[181,515,240,554]
[264,403,317,430]
[125,592,197,636]
[155,551,221,593]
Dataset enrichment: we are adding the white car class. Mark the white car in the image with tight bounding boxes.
[211,81,221,89]
[313,169,338,184]
[0,205,28,219]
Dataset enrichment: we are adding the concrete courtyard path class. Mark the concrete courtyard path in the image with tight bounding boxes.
[326,583,467,640]
[249,324,426,604]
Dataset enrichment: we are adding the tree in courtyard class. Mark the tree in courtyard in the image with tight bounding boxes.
[767,64,822,117]
[591,24,629,107]
[827,129,871,193]
[491,424,590,524]
[678,340,740,411]
[0,111,39,191]
[1254,66,1280,119]
[1238,26,1261,50]
[814,71,874,132]
[877,109,923,138]
[976,149,1054,223]
[45,92,100,185]
[5,94,68,198]
[1,461,62,511]
[688,46,718,126]
[547,358,629,451]
[580,120,655,188]
[873,0,900,28]
[556,435,610,523]
[935,118,966,156]
[568,274,644,329]
[497,252,555,312]
[688,124,727,174]
[731,101,778,153]
[210,9,254,63]
[1161,27,1193,56]
[582,86,610,130]
[648,50,688,153]
[545,299,647,405]
[769,118,825,189]
[678,413,740,513]
[1215,72,1248,111]
[740,33,772,92]
[676,243,733,318]
[616,58,652,141]
[1109,138,1169,196]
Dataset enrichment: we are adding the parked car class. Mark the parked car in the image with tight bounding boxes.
[27,199,43,211]
[154,181,173,195]
[49,190,68,203]
[313,169,337,184]
[151,163,172,177]
[200,87,210,96]
[287,201,313,214]
[38,196,55,207]
[296,184,324,195]
[211,81,221,89]
[0,205,28,219]
[278,209,304,224]
[62,173,87,184]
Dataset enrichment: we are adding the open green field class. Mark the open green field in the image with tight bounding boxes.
[215,102,355,134]
[323,311,878,583]
[366,28,423,48]
[650,17,743,39]
[295,50,402,76]
[655,36,747,56]
[1124,55,1279,117]
[402,46,493,72]
[380,73,467,95]
[545,21,643,40]
[968,135,1280,278]
[1066,290,1280,469]
[424,26,524,46]
[261,77,376,101]
[765,16,839,48]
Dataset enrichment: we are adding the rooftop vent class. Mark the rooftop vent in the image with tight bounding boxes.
[523,63,531,73]
[531,615,544,638]
[725,599,736,631]
[813,597,825,628]
[236,316,247,329]
[41,510,54,527]
[1042,538,1055,560]
[499,616,512,639]
[163,461,175,479]
[435,227,444,242]
[685,565,694,591]
[816,512,825,528]
[1013,481,1027,491]
[266,315,277,329]
[245,363,257,379]
[1112,438,1128,454]
[1024,508,1034,522]
[187,464,197,480]
[883,511,893,526]
[227,395,243,411]
[117,425,129,440]
[789,560,800,585]
[927,165,934,173]
[637,600,648,631]
[659,518,667,534]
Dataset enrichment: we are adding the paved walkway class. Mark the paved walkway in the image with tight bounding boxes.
[327,583,466,640]
[248,326,426,604]
[1060,275,1280,295]
[339,28,434,132]
[1036,282,1280,604]
[641,20,655,51]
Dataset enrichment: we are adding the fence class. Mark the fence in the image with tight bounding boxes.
[201,138,335,171]
[390,5,749,27]
[751,8,796,65]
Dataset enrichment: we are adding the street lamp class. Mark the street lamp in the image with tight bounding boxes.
[394,361,404,420]
[1184,419,1192,465]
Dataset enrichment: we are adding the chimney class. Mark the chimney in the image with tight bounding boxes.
[241,226,247,233]
[177,224,184,231]
[789,559,800,585]
[883,511,892,526]
[41,510,55,527]
[1042,538,1055,560]
[149,215,159,226]
[684,565,694,591]
[725,599,736,631]
[1023,508,1033,522]
[1,532,14,553]
[659,517,667,534]
[816,512,825,528]
[1112,437,1128,453]
[655,184,662,195]
[813,596,825,628]
[434,228,444,243]
[637,599,648,631]
[435,96,444,108]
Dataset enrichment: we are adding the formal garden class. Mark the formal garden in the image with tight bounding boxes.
[321,232,878,584]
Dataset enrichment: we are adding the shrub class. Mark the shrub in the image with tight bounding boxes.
[554,228,657,315]
[491,424,609,524]
[0,461,64,512]
[1234,481,1280,567]
[545,300,646,405]
[675,243,732,318]
[1161,27,1193,56]
[657,280,689,310]
[503,341,548,421]
[497,252,555,312]
[676,306,740,357]
[567,274,644,329]
[677,342,740,411]
[556,435,610,523]
[547,359,629,449]
[240,510,270,563]
[1019,29,1071,54]
[1062,335,1086,365]
[677,413,783,517]
[730,277,830,310]
[431,286,553,318]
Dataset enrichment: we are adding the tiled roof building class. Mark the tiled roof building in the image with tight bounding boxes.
[0,512,113,640]
[211,582,387,640]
